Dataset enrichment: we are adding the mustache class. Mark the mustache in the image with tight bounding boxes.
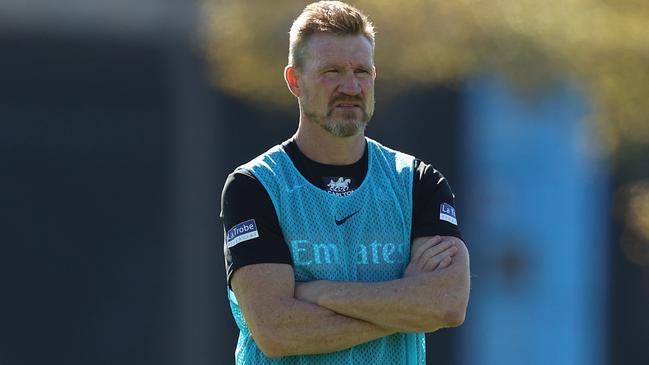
[329,95,364,109]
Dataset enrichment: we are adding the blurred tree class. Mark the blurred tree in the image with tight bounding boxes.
[201,0,649,263]
[201,0,649,150]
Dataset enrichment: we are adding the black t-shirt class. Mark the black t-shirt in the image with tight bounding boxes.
[220,138,462,287]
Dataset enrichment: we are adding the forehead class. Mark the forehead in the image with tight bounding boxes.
[303,33,374,69]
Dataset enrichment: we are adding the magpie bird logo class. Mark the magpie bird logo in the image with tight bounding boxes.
[327,177,351,193]
[335,209,360,226]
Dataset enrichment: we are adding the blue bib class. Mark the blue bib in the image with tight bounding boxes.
[228,138,425,365]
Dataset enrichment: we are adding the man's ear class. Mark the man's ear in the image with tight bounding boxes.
[284,65,301,98]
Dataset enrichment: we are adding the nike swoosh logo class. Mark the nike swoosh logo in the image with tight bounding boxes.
[335,209,360,226]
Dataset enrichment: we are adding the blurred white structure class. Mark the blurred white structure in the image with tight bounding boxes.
[460,76,609,365]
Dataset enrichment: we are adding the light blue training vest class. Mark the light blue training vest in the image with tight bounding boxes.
[228,138,425,365]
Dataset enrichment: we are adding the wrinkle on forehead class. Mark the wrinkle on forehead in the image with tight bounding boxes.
[304,34,374,70]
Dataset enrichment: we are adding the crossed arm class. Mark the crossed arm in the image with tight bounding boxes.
[230,235,470,358]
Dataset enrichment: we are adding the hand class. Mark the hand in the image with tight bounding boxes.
[403,236,458,278]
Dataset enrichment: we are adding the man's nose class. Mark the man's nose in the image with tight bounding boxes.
[338,72,361,95]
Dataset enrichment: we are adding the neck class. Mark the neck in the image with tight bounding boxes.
[293,116,366,165]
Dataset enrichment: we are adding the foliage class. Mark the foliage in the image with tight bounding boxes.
[202,0,649,262]
[202,0,649,152]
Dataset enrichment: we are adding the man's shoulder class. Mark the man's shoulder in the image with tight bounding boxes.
[234,144,285,173]
[224,145,279,188]
[367,137,415,157]
[367,138,416,173]
[223,140,294,196]
[222,168,261,198]
[230,143,294,176]
[366,139,448,178]
[413,159,444,180]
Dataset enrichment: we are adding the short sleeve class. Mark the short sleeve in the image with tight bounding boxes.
[220,169,293,288]
[411,160,463,240]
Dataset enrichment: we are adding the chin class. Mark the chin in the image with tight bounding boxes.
[322,119,367,138]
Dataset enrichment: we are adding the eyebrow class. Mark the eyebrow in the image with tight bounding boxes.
[317,63,372,71]
[317,64,337,71]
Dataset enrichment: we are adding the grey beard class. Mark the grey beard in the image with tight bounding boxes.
[306,108,371,138]
[320,118,367,137]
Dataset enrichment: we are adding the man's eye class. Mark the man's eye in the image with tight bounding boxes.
[324,69,338,74]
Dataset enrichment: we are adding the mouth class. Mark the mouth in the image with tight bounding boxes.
[333,102,362,109]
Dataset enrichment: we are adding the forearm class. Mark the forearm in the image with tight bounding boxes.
[297,246,470,332]
[252,296,394,357]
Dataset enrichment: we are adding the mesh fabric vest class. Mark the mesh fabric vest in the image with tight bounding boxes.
[228,138,425,365]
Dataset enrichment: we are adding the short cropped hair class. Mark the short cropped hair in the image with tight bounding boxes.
[288,1,375,70]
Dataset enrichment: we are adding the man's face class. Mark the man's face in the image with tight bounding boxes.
[297,33,375,138]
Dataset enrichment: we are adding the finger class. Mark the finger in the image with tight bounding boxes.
[411,236,443,264]
[421,245,457,271]
[415,241,455,270]
[437,255,453,270]
[411,236,443,260]
[414,241,448,270]
[421,240,455,260]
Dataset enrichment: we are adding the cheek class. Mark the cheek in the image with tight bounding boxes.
[319,79,339,94]
[316,76,341,90]
[361,79,375,93]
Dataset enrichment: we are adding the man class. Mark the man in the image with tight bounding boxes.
[220,1,470,364]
